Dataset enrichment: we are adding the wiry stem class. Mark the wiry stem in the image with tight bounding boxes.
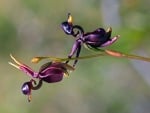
[31,53,105,63]
[105,49,150,62]
[31,49,150,63]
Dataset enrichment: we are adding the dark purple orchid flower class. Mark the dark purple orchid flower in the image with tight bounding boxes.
[9,54,74,102]
[61,13,120,67]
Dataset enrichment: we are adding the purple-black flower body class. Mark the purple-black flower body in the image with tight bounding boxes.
[83,28,110,47]
[38,62,69,83]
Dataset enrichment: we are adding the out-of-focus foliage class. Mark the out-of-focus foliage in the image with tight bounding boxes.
[0,0,150,113]
[0,15,19,55]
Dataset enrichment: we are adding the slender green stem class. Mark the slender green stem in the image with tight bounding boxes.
[120,53,150,62]
[31,53,105,63]
[31,49,150,63]
[104,49,150,62]
[58,53,105,61]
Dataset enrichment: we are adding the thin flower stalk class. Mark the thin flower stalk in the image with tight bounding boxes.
[31,49,150,64]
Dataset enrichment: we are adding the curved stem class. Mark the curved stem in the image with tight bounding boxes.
[72,25,84,37]
[31,79,43,90]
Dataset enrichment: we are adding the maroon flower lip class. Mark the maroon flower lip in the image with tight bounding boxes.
[9,54,74,102]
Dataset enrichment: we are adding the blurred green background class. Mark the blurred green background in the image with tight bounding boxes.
[0,0,150,113]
